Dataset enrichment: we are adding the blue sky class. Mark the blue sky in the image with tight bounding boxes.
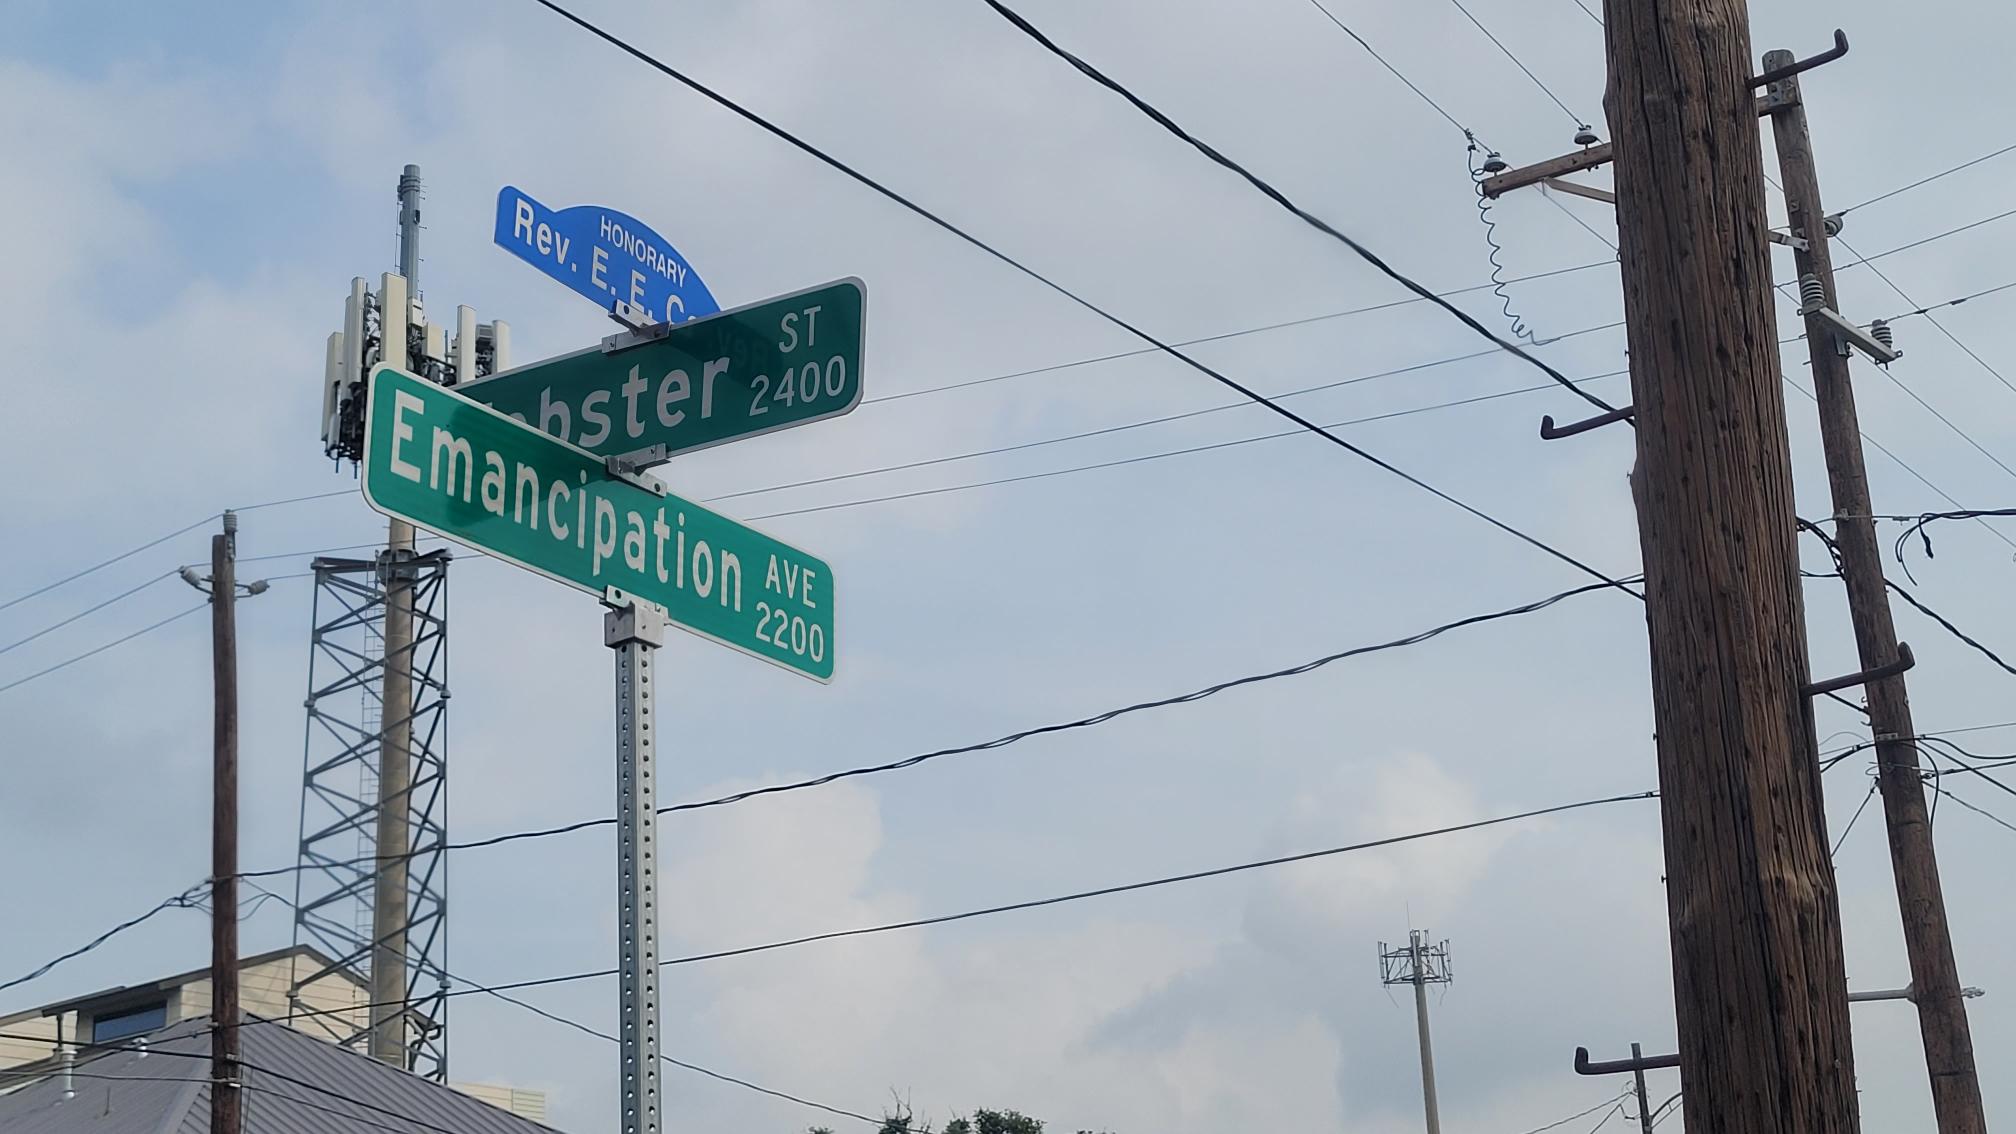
[5,1,2016,1131]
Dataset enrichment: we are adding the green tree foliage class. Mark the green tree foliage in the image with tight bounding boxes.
[811,1104,1109,1134]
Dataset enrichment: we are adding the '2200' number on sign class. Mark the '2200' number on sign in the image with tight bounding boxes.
[749,358,850,415]
[755,601,826,662]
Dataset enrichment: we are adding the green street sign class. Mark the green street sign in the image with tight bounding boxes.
[457,277,865,463]
[361,365,835,681]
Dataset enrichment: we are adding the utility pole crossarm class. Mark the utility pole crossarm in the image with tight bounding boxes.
[1481,96,1778,198]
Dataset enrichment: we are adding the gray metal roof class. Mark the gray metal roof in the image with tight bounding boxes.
[0,1015,561,1134]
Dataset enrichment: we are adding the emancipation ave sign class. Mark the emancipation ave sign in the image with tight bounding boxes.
[456,278,865,466]
[494,185,720,324]
[361,365,835,681]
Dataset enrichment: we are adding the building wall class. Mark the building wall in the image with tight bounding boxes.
[0,953,545,1123]
[0,953,366,1077]
[451,1081,551,1123]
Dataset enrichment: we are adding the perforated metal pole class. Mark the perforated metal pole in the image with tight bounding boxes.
[607,596,666,1134]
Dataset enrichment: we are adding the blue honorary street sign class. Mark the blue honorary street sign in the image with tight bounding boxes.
[494,185,721,325]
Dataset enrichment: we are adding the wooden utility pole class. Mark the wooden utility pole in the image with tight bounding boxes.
[1605,2,1861,1130]
[210,512,241,1134]
[1767,55,1988,1134]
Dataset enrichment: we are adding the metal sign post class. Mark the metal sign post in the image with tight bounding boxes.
[605,589,666,1134]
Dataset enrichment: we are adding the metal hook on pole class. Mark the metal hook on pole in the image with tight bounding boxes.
[1539,405,1636,440]
[1751,29,1849,88]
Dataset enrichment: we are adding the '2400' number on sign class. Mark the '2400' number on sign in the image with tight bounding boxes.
[749,357,848,415]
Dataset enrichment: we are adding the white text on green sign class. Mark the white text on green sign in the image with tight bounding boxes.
[457,278,865,463]
[360,365,834,681]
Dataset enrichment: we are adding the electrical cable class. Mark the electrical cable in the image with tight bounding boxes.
[1301,0,1471,136]
[0,571,174,656]
[1833,205,2016,276]
[233,489,353,512]
[1917,737,2016,801]
[1471,141,1565,346]
[1797,519,2016,676]
[715,322,1624,506]
[234,573,1632,883]
[1516,1089,1633,1134]
[1786,234,2016,505]
[0,490,347,615]
[1445,0,1590,129]
[0,603,210,696]
[0,515,215,614]
[742,370,1631,522]
[18,791,1655,1128]
[1924,777,2016,836]
[1885,576,2016,677]
[1883,278,2016,324]
[1568,0,1603,26]
[1781,376,2016,556]
[1831,779,1880,857]
[1889,508,2016,577]
[1301,0,1618,334]
[866,258,1615,406]
[1841,142,2016,215]
[529,0,1641,602]
[978,0,1621,417]
[0,885,204,993]
[229,787,1660,1013]
[1915,734,2016,769]
[1540,183,1618,252]
[649,794,1655,971]
[450,984,885,1127]
[1582,1101,1626,1133]
[239,1083,460,1134]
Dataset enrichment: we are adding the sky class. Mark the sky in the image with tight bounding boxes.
[3,0,2014,1131]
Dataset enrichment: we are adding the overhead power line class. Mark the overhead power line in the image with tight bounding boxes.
[1924,778,2016,836]
[1519,1091,1635,1134]
[0,489,347,615]
[743,371,1628,522]
[529,2,1643,604]
[0,516,215,614]
[231,788,1661,1014]
[1832,780,1881,857]
[1883,278,2016,323]
[1841,141,2016,215]
[977,0,1620,417]
[16,789,1655,1128]
[1301,0,1471,137]
[1840,229,2016,403]
[718,320,1625,505]
[656,791,1657,970]
[0,571,173,656]
[862,257,1615,405]
[0,603,209,696]
[0,885,203,994]
[1,1000,886,1131]
[1445,0,1590,129]
[230,572,1628,883]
